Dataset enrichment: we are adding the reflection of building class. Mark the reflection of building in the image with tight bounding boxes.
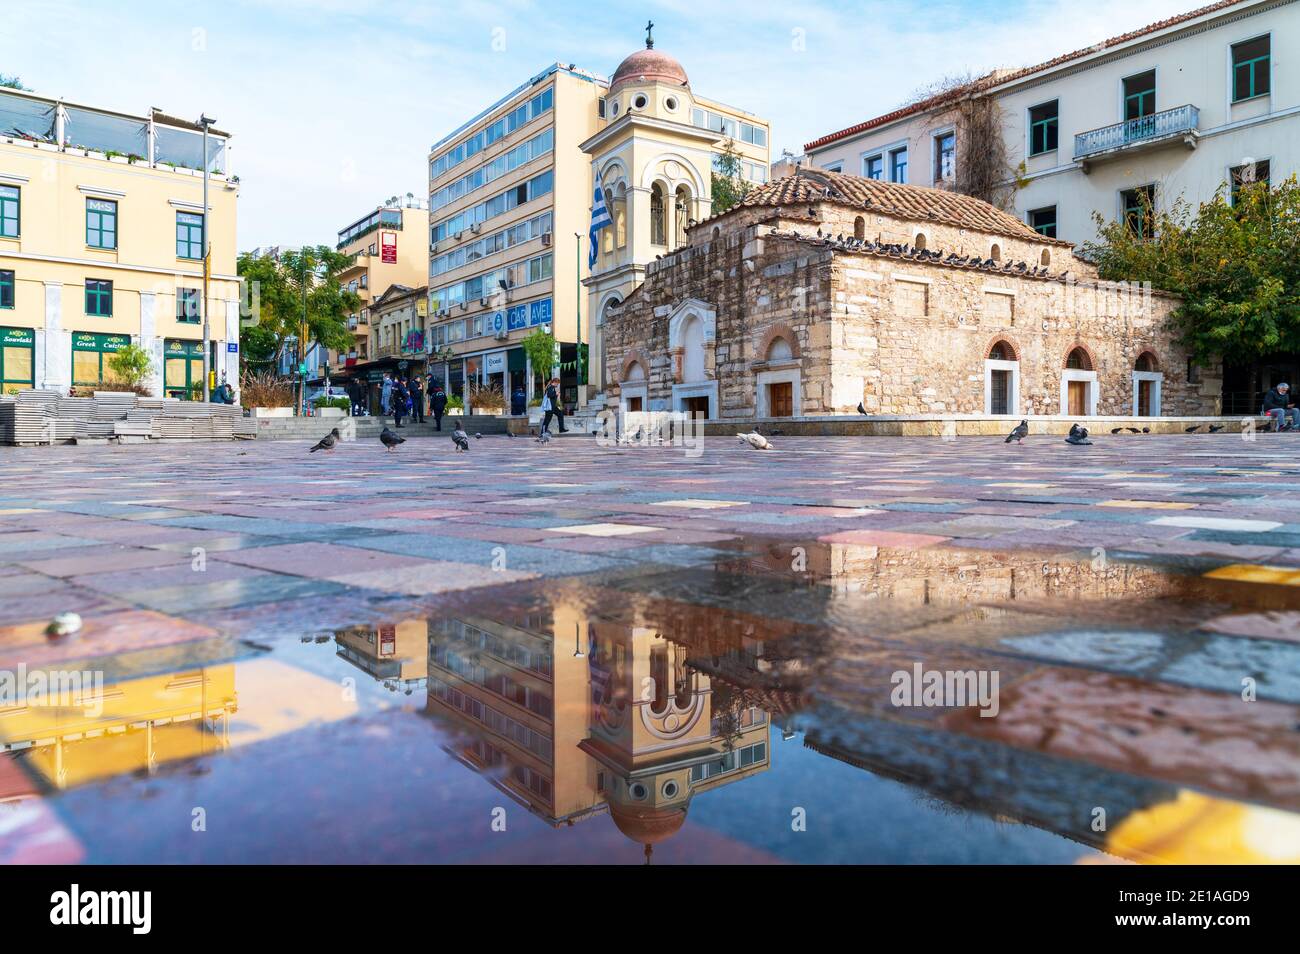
[423,597,772,858]
[0,86,239,398]
[335,619,428,690]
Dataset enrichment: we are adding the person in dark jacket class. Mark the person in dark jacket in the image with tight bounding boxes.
[392,377,408,427]
[511,384,526,417]
[1263,383,1300,431]
[410,375,425,424]
[541,377,567,433]
[430,385,448,431]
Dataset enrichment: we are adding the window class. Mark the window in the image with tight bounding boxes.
[85,279,113,317]
[177,287,201,323]
[1028,101,1059,156]
[1230,159,1271,205]
[1029,206,1057,238]
[823,162,843,173]
[1232,35,1270,102]
[1121,185,1156,238]
[863,154,883,180]
[71,332,129,385]
[890,147,908,183]
[1123,70,1156,121]
[176,211,204,260]
[0,270,12,309]
[650,183,666,246]
[0,185,17,238]
[934,132,955,182]
[598,97,607,119]
[85,198,118,250]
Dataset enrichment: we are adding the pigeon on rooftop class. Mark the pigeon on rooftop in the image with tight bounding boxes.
[310,428,340,453]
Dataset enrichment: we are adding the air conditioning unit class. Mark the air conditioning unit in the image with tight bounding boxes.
[459,302,468,310]
[455,231,463,240]
[470,223,480,233]
[480,297,487,306]
[541,232,552,247]
[494,328,509,340]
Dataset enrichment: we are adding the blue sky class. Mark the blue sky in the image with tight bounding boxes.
[1,0,1199,248]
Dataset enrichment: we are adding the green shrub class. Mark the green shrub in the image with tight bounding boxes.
[313,396,351,410]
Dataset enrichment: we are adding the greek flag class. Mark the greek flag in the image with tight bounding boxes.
[589,171,613,268]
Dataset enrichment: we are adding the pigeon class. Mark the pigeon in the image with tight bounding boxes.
[1004,420,1029,444]
[310,427,340,453]
[1110,427,1123,434]
[452,426,470,452]
[1185,425,1201,433]
[1065,424,1092,445]
[474,432,483,439]
[737,431,772,450]
[856,402,868,416]
[1142,427,1151,434]
[380,426,405,452]
[537,429,551,444]
[1125,427,1141,434]
[1208,424,1225,433]
[507,431,515,438]
[45,612,82,640]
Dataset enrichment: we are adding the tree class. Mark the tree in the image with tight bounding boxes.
[0,75,31,91]
[236,245,360,372]
[908,71,1016,210]
[106,344,152,391]
[710,141,750,216]
[1082,175,1300,368]
[522,328,556,383]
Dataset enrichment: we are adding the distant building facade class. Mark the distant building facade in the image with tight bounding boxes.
[804,0,1296,247]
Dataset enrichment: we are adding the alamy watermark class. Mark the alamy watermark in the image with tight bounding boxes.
[891,663,1000,718]
[0,665,105,717]
[594,408,705,457]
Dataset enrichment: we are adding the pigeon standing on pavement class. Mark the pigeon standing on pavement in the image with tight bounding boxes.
[474,432,483,439]
[737,431,772,450]
[1208,424,1225,433]
[452,426,470,452]
[1185,425,1201,433]
[1004,420,1029,444]
[537,429,551,444]
[1065,424,1092,445]
[380,426,405,452]
[310,428,341,453]
[1110,427,1124,434]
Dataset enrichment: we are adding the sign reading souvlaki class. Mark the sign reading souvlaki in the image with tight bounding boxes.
[484,351,507,375]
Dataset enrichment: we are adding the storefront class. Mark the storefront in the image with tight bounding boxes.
[71,331,130,388]
[163,338,206,399]
[0,326,34,394]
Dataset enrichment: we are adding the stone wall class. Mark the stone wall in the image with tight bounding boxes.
[605,201,1222,418]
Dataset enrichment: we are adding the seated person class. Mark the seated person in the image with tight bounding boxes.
[1262,382,1300,431]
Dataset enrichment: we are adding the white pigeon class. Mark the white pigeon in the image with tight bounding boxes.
[737,431,772,450]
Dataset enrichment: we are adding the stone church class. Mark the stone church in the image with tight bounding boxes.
[600,167,1222,421]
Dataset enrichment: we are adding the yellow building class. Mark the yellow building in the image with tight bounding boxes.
[583,32,770,399]
[0,87,239,398]
[331,198,428,371]
[423,39,769,413]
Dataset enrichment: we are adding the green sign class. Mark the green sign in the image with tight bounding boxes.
[1,327,34,347]
[71,332,129,352]
[299,363,307,375]
[165,339,204,356]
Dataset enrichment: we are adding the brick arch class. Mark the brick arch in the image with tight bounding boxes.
[620,349,649,383]
[1062,342,1097,371]
[982,334,1021,362]
[757,323,801,362]
[1134,349,1160,372]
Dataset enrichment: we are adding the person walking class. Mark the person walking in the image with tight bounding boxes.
[541,377,567,434]
[380,373,393,422]
[410,375,425,424]
[430,384,448,431]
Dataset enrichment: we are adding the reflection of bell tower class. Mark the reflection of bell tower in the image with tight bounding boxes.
[583,618,771,861]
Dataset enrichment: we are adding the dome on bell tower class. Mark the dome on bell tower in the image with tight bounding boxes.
[610,25,689,92]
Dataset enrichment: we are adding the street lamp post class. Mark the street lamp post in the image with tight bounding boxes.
[574,232,583,390]
[197,114,216,403]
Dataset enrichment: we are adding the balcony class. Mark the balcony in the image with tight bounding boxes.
[1074,105,1199,171]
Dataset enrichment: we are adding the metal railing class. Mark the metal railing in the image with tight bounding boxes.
[1074,104,1199,160]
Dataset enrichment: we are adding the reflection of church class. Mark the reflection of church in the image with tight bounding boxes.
[423,596,773,859]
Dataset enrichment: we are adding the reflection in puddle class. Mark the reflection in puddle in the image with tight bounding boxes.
[4,540,1300,863]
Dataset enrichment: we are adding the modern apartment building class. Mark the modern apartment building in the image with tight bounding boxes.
[423,40,769,411]
[804,0,1296,246]
[332,197,428,372]
[0,86,239,398]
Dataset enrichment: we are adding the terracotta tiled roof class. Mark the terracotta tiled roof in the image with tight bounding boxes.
[804,0,1249,152]
[722,167,1069,245]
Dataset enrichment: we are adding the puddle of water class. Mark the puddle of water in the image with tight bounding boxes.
[4,540,1300,864]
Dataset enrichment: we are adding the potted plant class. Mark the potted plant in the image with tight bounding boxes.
[241,370,295,416]
[313,395,350,417]
[468,381,505,415]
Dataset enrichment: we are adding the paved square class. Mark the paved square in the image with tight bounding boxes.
[3,430,1300,864]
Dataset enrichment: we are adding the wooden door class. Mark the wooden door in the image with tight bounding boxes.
[769,382,793,417]
[990,370,1010,415]
[1137,380,1152,416]
[683,396,710,419]
[627,396,642,412]
[1068,380,1087,416]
